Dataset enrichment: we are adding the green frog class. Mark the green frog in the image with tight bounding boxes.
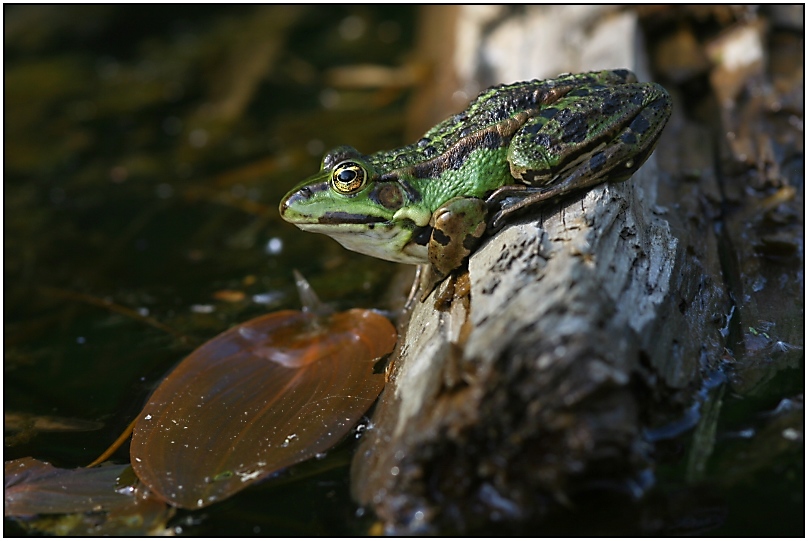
[279,70,671,300]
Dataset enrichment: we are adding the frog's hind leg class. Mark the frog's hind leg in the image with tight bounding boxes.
[490,84,670,231]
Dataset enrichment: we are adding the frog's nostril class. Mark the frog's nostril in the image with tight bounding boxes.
[282,189,310,211]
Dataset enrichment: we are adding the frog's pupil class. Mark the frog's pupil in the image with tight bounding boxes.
[339,170,356,182]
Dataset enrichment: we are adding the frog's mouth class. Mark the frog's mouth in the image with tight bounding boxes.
[315,212,387,225]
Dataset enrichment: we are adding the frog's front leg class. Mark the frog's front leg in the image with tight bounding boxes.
[488,82,671,231]
[419,196,488,301]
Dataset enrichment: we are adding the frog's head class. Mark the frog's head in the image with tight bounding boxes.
[279,146,431,264]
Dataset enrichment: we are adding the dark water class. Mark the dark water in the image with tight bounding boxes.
[4,5,409,535]
[4,5,803,536]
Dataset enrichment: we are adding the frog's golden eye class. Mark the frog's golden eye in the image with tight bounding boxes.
[331,161,367,195]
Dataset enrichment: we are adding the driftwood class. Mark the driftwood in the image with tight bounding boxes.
[350,6,744,534]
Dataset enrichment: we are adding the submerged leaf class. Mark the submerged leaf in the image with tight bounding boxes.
[5,458,132,516]
[130,308,396,509]
[4,457,174,535]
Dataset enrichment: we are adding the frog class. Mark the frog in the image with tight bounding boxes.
[279,69,671,301]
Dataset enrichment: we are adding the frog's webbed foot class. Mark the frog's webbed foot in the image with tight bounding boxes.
[486,174,599,232]
[408,265,450,307]
[417,264,445,303]
[486,184,557,233]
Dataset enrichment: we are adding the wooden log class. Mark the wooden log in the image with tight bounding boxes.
[351,6,736,533]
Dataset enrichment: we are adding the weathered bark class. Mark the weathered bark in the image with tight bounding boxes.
[350,5,800,534]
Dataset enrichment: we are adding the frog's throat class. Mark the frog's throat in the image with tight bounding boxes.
[293,222,427,265]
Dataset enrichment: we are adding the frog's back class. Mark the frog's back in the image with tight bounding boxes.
[368,69,639,176]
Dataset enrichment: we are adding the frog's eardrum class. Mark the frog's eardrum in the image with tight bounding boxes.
[130,309,396,509]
